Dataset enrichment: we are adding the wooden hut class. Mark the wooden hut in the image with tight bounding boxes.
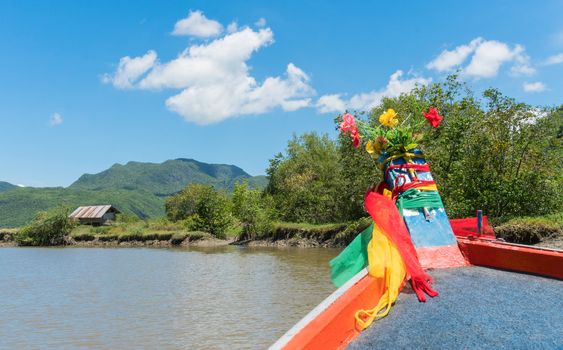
[69,205,121,226]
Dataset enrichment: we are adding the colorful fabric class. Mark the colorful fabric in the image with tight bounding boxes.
[354,223,407,330]
[396,188,444,216]
[329,224,373,288]
[364,191,439,302]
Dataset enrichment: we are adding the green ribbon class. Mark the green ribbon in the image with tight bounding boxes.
[396,188,444,216]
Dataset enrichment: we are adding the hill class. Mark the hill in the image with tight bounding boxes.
[0,159,267,228]
[0,181,17,192]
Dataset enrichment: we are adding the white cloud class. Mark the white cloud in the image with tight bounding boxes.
[426,38,483,71]
[544,53,563,65]
[172,10,223,38]
[522,81,546,93]
[104,22,314,124]
[255,18,267,28]
[316,94,346,114]
[102,50,157,89]
[316,70,431,113]
[226,21,238,33]
[49,112,63,126]
[427,38,534,78]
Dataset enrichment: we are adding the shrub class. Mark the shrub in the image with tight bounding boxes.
[232,181,274,240]
[15,207,75,246]
[165,184,233,238]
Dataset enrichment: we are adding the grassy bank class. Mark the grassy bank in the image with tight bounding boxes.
[493,213,562,246]
[2,212,561,250]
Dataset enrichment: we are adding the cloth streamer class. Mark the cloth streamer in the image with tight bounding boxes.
[364,191,439,302]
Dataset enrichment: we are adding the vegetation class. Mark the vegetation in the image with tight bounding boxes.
[267,75,562,223]
[0,181,16,192]
[0,159,267,228]
[15,207,75,246]
[232,181,274,240]
[165,184,233,238]
[494,213,562,245]
[266,133,348,224]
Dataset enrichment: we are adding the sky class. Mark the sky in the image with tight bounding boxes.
[1,0,562,187]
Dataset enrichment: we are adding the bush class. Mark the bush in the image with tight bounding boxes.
[15,207,75,246]
[165,184,233,238]
[232,181,274,240]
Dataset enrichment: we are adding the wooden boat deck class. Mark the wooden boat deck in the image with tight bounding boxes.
[347,266,563,349]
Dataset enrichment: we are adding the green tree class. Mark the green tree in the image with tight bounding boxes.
[266,132,347,224]
[165,184,232,238]
[232,181,274,240]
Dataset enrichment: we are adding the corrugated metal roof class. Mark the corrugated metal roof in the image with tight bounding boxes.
[69,205,120,219]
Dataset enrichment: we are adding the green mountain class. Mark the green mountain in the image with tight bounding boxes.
[0,159,267,228]
[0,181,17,192]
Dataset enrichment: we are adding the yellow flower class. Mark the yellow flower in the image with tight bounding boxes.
[379,108,398,127]
[365,140,375,154]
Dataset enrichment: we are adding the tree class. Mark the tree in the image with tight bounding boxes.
[232,181,274,240]
[165,184,232,238]
[266,132,347,224]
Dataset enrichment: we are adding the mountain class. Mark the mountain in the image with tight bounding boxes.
[0,181,17,192]
[70,158,263,195]
[0,159,267,228]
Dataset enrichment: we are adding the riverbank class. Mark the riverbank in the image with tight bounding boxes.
[2,214,562,250]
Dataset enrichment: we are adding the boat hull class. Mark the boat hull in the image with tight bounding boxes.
[271,221,563,350]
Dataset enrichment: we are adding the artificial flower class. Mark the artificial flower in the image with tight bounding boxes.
[352,132,360,148]
[375,136,388,152]
[423,107,443,128]
[339,113,357,133]
[379,109,399,127]
[339,113,361,148]
[365,140,375,154]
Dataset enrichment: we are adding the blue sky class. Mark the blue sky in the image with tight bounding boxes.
[1,0,562,187]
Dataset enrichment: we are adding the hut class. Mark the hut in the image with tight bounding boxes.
[69,205,121,226]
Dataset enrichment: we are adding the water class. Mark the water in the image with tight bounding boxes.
[0,246,338,349]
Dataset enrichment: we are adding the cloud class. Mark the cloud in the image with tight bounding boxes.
[522,81,546,93]
[49,112,63,126]
[104,18,314,124]
[426,38,483,71]
[255,18,267,28]
[427,38,534,78]
[226,21,238,33]
[543,53,563,65]
[172,10,223,38]
[316,70,431,113]
[102,50,157,89]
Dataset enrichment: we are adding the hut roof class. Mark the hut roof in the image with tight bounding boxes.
[69,205,120,219]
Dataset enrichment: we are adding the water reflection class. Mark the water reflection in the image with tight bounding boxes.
[0,246,339,349]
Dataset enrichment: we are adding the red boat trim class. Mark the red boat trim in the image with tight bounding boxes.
[457,238,563,280]
[270,268,369,350]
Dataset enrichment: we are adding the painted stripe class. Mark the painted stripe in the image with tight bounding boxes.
[403,208,458,247]
[269,268,368,350]
[416,245,468,269]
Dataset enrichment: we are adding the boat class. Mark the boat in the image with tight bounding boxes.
[270,217,563,349]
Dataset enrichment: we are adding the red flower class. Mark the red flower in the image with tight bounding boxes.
[423,107,443,128]
[339,113,361,148]
[352,132,360,148]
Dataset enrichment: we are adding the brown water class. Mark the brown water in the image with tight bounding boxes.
[0,246,339,349]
